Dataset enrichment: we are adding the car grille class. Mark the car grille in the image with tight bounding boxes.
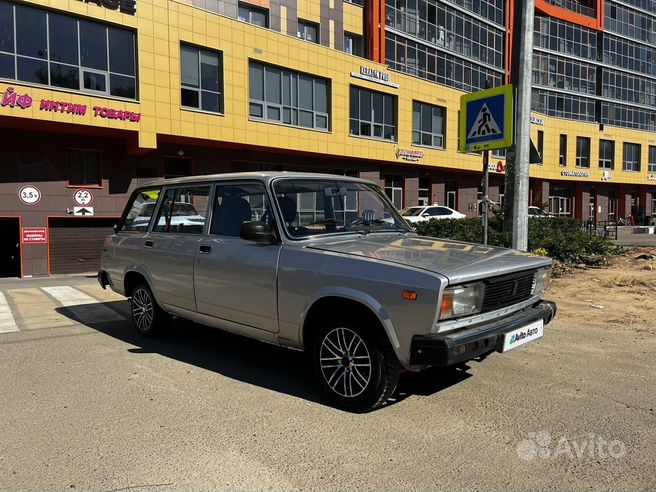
[481,270,537,313]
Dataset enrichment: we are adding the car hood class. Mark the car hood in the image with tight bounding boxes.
[306,233,552,284]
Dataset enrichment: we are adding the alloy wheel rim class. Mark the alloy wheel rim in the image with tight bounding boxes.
[319,327,372,398]
[132,288,154,332]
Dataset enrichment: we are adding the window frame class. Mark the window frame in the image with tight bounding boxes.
[151,184,212,235]
[297,19,320,44]
[648,145,656,173]
[599,139,615,170]
[344,31,364,57]
[623,142,641,172]
[248,60,331,132]
[559,134,567,167]
[116,186,163,234]
[180,43,224,115]
[412,100,445,149]
[0,3,138,100]
[66,148,103,188]
[349,85,397,142]
[238,3,269,28]
[575,136,591,168]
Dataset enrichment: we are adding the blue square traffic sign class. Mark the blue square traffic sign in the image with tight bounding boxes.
[459,84,514,153]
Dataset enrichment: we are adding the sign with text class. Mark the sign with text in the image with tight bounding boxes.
[22,227,48,244]
[19,185,41,205]
[73,189,94,206]
[460,84,514,153]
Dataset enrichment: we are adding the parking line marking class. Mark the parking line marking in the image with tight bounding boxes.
[41,286,125,325]
[0,291,19,333]
[7,288,74,331]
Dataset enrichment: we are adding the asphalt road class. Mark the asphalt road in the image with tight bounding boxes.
[0,276,654,491]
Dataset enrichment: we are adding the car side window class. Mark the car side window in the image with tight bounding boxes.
[121,188,161,232]
[427,207,439,216]
[435,207,451,216]
[153,186,211,234]
[210,182,273,237]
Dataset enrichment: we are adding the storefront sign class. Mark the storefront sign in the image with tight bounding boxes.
[19,186,42,205]
[530,116,544,126]
[351,66,399,89]
[488,161,506,173]
[22,227,48,244]
[75,0,136,15]
[1,87,33,109]
[561,170,590,178]
[396,149,424,162]
[73,189,94,206]
[601,171,613,181]
[40,100,87,116]
[649,175,656,182]
[93,106,141,122]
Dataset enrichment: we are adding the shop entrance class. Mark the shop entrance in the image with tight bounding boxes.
[0,218,21,278]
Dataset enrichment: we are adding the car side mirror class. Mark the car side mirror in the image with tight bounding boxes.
[113,223,119,234]
[240,221,276,243]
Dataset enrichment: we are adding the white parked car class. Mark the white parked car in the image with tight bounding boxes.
[401,205,466,224]
[528,206,553,218]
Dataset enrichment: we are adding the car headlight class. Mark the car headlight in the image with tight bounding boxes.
[439,282,485,320]
[532,267,552,297]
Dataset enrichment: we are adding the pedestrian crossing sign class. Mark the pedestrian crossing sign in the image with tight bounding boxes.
[460,84,514,153]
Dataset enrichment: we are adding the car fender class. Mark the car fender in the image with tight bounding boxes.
[300,286,402,353]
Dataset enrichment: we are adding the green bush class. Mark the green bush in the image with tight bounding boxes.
[415,216,621,264]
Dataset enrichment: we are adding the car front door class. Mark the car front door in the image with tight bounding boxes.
[141,184,211,312]
[194,181,281,333]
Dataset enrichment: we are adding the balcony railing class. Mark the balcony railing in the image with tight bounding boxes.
[544,0,596,18]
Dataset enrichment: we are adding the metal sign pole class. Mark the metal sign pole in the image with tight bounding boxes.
[482,150,489,245]
[504,0,535,251]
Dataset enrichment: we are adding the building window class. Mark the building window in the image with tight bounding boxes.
[537,130,544,165]
[559,134,567,166]
[623,142,641,172]
[418,177,431,206]
[492,149,506,159]
[349,86,396,141]
[238,3,269,27]
[344,32,364,57]
[385,175,403,210]
[412,101,445,148]
[164,157,191,178]
[249,61,330,131]
[180,44,223,114]
[575,136,590,168]
[599,140,615,170]
[648,146,656,173]
[0,2,137,98]
[68,150,101,187]
[297,19,320,43]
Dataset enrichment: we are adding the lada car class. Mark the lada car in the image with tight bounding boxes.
[99,172,556,412]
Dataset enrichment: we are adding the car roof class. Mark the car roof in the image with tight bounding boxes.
[137,171,374,188]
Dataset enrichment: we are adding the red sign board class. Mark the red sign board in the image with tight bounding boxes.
[22,227,48,244]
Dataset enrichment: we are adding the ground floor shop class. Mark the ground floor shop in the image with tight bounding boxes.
[1,128,654,277]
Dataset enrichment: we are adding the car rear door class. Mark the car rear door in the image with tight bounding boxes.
[141,184,211,312]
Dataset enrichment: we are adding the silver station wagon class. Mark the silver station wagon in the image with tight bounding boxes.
[99,172,556,412]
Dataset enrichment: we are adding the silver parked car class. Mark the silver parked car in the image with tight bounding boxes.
[99,172,556,412]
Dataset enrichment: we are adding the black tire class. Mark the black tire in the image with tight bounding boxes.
[311,319,400,412]
[130,283,169,337]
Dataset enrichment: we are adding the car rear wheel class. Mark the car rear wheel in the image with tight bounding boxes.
[312,320,399,412]
[130,283,169,337]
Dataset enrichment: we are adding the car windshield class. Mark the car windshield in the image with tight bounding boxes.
[272,178,411,238]
[400,207,424,217]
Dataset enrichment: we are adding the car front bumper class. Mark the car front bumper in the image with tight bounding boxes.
[409,300,557,366]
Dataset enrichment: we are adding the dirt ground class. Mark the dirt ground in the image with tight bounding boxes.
[549,247,656,332]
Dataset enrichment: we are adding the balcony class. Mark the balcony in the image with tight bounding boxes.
[544,0,596,18]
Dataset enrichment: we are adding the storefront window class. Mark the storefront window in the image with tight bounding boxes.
[412,101,445,148]
[0,2,137,99]
[385,175,403,210]
[180,44,223,114]
[249,61,330,131]
[350,86,396,141]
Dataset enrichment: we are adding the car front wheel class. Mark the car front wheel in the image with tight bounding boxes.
[312,320,399,412]
[130,283,169,336]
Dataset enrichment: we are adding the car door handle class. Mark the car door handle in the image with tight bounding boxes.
[144,240,154,248]
[199,245,212,254]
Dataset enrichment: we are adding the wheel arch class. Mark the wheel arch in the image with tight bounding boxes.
[123,269,153,298]
[300,289,401,355]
